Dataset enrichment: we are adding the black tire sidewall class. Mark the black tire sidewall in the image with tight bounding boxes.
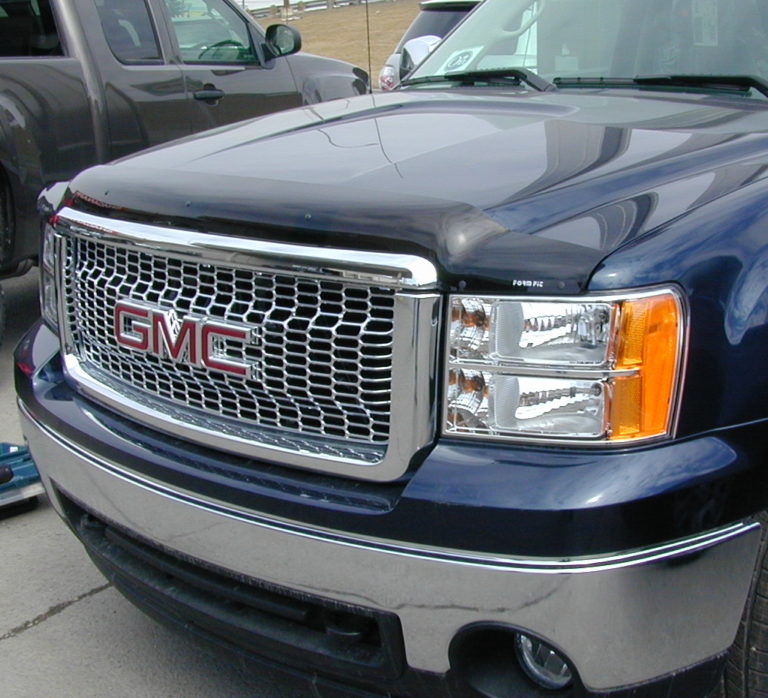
[0,283,5,349]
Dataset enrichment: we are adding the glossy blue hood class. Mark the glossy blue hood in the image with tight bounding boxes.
[68,88,768,293]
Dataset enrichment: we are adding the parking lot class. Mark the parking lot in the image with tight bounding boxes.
[0,273,290,697]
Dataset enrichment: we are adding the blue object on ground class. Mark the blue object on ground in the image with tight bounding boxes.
[0,443,44,508]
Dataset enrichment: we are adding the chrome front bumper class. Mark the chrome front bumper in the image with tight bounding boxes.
[21,404,760,692]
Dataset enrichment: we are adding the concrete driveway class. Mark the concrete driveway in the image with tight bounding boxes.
[0,272,290,697]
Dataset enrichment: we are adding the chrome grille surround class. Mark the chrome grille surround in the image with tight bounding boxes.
[54,208,441,482]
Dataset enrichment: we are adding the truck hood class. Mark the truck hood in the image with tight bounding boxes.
[69,89,768,293]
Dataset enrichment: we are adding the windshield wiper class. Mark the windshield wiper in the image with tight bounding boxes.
[553,74,768,98]
[401,68,556,93]
[634,74,768,98]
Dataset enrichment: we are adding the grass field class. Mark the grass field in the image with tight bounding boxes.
[263,0,422,80]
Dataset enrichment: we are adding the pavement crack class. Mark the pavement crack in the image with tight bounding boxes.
[0,581,112,642]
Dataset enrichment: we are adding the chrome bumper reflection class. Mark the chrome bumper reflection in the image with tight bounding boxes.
[20,404,760,691]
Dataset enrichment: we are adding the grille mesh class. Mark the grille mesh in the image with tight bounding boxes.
[63,236,395,444]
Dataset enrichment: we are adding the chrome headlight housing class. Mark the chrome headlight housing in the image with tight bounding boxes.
[40,221,59,329]
[445,288,686,444]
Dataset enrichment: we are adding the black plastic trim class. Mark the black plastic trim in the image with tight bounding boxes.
[58,490,405,683]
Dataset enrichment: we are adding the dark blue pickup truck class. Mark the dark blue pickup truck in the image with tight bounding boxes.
[15,0,768,696]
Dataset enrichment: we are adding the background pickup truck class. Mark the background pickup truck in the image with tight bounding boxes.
[0,0,367,332]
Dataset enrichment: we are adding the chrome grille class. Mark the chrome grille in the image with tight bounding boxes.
[63,236,396,444]
[54,209,440,481]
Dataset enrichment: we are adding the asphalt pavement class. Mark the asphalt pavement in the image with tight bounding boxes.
[0,272,290,697]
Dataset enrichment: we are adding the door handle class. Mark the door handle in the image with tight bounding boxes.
[194,85,225,103]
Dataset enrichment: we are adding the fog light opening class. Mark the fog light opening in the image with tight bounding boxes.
[515,633,573,690]
[450,625,579,697]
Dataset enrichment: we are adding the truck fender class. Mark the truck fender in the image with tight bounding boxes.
[0,90,46,261]
[0,88,45,196]
[590,178,768,430]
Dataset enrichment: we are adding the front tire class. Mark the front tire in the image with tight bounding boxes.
[723,512,768,696]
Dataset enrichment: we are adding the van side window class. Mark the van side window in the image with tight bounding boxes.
[0,0,63,57]
[164,0,258,64]
[96,0,161,64]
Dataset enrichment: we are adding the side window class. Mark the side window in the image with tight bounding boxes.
[96,0,161,64]
[0,0,63,57]
[164,0,258,64]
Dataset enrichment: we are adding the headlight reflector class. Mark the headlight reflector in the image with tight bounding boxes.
[445,289,684,444]
[493,301,615,365]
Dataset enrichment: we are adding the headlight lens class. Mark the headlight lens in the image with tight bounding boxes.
[445,289,685,444]
[40,222,59,328]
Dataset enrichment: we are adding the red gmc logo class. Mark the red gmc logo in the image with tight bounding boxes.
[114,301,253,378]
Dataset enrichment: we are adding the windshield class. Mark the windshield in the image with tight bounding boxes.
[397,6,476,52]
[409,0,768,87]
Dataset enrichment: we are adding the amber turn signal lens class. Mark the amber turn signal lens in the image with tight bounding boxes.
[609,292,683,440]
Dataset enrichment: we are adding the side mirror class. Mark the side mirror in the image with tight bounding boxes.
[399,35,441,80]
[264,24,302,59]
